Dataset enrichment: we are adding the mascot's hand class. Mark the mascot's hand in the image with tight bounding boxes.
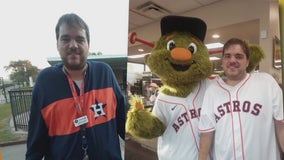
[126,95,166,139]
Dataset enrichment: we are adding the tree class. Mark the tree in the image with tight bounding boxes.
[4,60,40,86]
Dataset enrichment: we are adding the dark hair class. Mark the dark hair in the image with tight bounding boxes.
[222,38,249,58]
[55,13,90,44]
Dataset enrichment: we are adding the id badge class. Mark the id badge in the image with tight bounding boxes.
[73,115,89,127]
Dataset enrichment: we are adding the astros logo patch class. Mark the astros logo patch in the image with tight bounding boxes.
[90,99,107,119]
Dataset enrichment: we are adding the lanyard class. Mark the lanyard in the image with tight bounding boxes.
[64,68,89,159]
[66,71,85,116]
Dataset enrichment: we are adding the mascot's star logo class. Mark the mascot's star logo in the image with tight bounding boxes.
[90,99,107,119]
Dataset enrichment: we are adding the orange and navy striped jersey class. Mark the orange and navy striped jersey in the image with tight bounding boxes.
[26,61,126,160]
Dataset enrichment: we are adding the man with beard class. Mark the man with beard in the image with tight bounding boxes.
[26,13,125,160]
[198,38,284,160]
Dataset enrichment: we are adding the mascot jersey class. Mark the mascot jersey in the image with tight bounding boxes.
[152,79,213,160]
[199,72,283,160]
[26,61,125,160]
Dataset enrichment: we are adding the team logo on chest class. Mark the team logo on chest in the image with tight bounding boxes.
[90,99,107,119]
[215,100,262,122]
[172,107,201,133]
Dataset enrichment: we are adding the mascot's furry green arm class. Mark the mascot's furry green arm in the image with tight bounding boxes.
[126,95,166,139]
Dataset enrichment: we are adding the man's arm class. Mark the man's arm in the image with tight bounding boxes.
[199,131,214,160]
[26,85,48,160]
[275,120,284,153]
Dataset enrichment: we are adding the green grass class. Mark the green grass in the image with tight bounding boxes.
[0,103,27,144]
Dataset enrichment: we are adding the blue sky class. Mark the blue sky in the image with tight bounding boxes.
[0,0,129,80]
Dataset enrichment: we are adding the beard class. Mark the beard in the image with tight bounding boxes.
[62,55,87,70]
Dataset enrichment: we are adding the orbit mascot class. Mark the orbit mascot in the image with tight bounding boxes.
[126,15,265,160]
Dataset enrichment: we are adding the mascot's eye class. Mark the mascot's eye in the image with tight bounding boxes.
[167,40,176,51]
[188,43,197,54]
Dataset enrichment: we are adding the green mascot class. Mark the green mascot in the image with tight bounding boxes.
[126,15,213,160]
[126,15,265,160]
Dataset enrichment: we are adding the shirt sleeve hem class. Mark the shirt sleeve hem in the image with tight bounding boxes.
[198,127,215,133]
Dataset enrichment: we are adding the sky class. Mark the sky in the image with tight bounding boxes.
[0,0,129,80]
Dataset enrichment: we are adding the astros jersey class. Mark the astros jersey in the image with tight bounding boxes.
[26,61,126,160]
[152,79,213,160]
[199,73,284,160]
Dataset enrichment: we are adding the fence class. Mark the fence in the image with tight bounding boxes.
[8,89,32,132]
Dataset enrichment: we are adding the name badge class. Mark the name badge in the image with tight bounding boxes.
[73,115,88,127]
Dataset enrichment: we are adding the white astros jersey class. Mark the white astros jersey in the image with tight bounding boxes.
[152,79,214,160]
[199,72,284,160]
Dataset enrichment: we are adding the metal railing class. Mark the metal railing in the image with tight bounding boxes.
[8,89,32,131]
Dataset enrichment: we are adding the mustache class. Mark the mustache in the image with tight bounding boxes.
[227,62,239,67]
[66,49,81,55]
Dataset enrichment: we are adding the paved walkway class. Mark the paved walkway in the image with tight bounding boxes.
[0,114,28,160]
[1,142,26,160]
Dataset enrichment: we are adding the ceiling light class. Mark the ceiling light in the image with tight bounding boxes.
[212,34,220,39]
[138,48,144,52]
[206,42,224,49]
[128,53,149,59]
[209,56,220,61]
